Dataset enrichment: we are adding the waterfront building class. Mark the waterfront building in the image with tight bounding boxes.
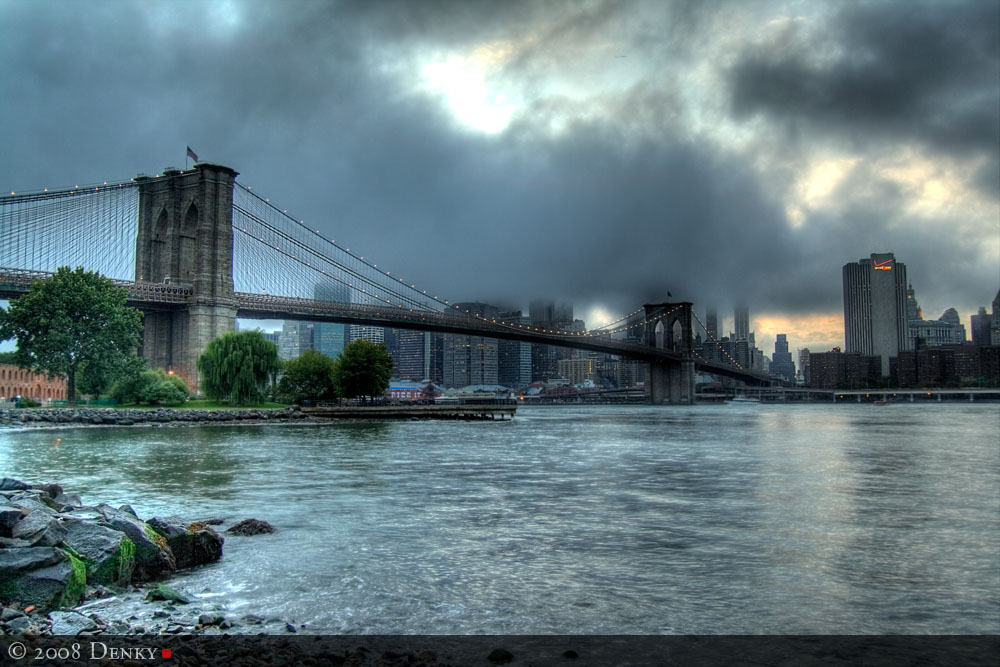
[313,322,346,360]
[845,353,881,387]
[0,365,67,402]
[429,332,444,385]
[382,328,401,370]
[971,306,991,346]
[905,283,966,348]
[994,290,1000,345]
[769,334,796,381]
[396,330,431,381]
[529,300,575,381]
[278,321,313,360]
[498,311,532,388]
[843,252,909,375]
[808,348,878,389]
[892,344,1000,387]
[349,325,384,345]
[808,349,846,389]
[443,335,498,387]
[797,348,811,385]
[908,312,966,348]
[557,357,599,386]
[971,289,1000,346]
[443,302,500,388]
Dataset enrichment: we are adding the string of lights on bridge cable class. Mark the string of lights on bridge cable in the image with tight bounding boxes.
[690,310,744,369]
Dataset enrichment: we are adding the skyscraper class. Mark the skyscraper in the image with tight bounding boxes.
[349,325,384,344]
[971,306,991,346]
[278,321,313,360]
[313,281,349,360]
[797,348,811,385]
[843,252,909,375]
[443,302,500,388]
[705,305,718,340]
[769,334,796,380]
[313,322,346,360]
[498,311,532,388]
[396,330,431,381]
[734,305,749,342]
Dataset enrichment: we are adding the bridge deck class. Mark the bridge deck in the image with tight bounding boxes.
[0,267,772,384]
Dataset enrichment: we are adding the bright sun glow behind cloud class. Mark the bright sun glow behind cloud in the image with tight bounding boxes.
[420,49,519,134]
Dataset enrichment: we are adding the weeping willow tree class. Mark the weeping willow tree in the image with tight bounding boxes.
[196,330,281,405]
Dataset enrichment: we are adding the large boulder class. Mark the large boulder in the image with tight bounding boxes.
[226,518,275,536]
[147,517,223,570]
[62,521,135,586]
[0,507,26,537]
[11,512,67,547]
[93,504,174,580]
[5,493,57,516]
[0,547,64,574]
[49,610,99,635]
[0,550,86,610]
[0,478,29,492]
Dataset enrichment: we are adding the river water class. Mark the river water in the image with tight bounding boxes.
[1,404,997,634]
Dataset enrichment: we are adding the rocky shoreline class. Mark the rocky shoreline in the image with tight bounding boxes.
[0,477,287,637]
[0,407,308,429]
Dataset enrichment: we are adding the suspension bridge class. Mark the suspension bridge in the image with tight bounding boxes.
[0,163,772,403]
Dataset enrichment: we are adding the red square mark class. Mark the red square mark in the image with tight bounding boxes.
[162,648,172,659]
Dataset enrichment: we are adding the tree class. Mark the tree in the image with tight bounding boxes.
[78,351,146,400]
[333,339,393,402]
[0,267,143,405]
[277,349,338,404]
[110,366,188,406]
[197,330,281,405]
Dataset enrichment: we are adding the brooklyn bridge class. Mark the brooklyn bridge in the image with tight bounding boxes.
[1,163,773,403]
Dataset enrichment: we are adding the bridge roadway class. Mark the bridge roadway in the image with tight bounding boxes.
[0,268,772,385]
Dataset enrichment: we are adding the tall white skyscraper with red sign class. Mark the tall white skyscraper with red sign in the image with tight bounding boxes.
[843,252,910,375]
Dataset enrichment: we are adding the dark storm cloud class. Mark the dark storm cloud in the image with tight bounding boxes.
[1,0,996,334]
[728,1,1000,189]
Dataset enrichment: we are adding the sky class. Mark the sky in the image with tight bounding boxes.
[1,0,997,355]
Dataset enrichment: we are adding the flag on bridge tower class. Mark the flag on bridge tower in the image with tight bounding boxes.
[186,146,199,163]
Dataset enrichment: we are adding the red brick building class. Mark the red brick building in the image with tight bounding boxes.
[0,364,67,402]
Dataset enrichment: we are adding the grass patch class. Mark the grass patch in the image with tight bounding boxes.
[184,399,288,410]
[112,399,288,410]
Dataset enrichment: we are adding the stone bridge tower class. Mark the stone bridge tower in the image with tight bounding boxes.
[643,301,696,404]
[134,163,239,391]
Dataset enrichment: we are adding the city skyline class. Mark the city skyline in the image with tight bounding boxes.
[1,1,997,359]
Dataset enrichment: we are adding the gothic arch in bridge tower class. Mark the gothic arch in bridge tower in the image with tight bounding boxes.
[642,301,696,405]
[177,201,199,284]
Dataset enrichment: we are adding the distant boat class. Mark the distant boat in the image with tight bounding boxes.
[730,396,761,404]
[873,399,887,406]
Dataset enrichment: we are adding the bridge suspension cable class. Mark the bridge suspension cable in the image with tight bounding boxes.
[233,183,452,312]
[691,310,744,369]
[233,182,671,339]
[0,182,139,280]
